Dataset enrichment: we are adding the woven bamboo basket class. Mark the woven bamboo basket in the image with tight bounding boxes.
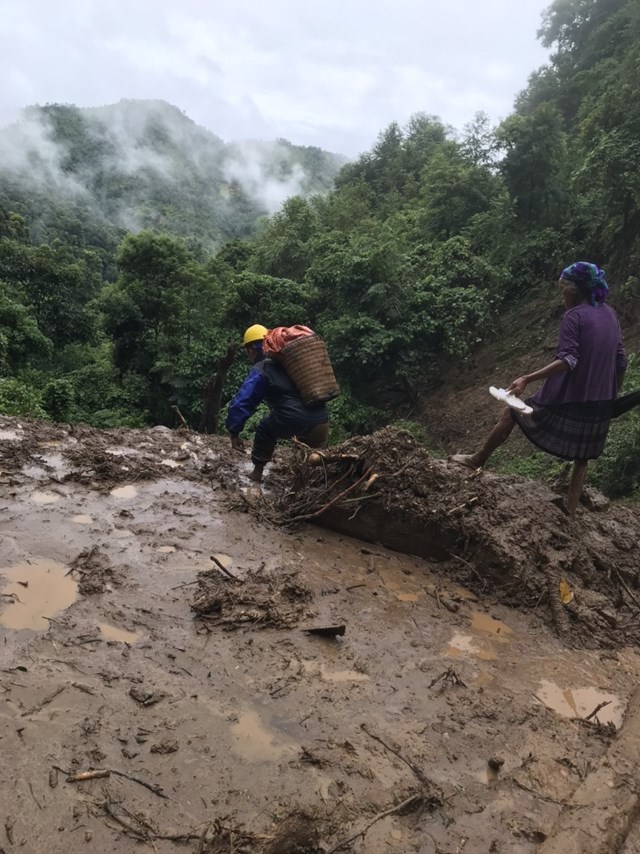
[277,334,340,406]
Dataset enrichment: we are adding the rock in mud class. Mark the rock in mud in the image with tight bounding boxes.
[129,686,168,706]
[150,739,179,754]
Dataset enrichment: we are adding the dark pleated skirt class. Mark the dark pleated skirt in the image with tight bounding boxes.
[512,400,614,461]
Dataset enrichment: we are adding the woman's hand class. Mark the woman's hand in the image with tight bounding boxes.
[507,376,529,397]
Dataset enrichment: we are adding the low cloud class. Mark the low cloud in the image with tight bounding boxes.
[223,141,307,214]
[0,100,344,240]
[0,0,551,157]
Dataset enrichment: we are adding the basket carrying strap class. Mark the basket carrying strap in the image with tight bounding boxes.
[612,389,640,418]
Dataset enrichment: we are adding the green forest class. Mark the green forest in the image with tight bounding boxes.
[0,0,639,497]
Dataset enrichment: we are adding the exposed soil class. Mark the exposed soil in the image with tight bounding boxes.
[2,415,640,853]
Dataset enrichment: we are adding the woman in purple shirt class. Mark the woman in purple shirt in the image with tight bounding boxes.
[453,262,627,518]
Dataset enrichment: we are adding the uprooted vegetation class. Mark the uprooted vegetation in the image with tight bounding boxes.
[68,546,122,595]
[254,427,640,648]
[191,566,314,631]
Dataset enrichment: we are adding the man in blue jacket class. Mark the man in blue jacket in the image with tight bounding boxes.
[226,324,329,483]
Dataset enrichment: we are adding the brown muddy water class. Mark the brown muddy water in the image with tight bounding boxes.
[1,421,640,852]
[0,558,78,630]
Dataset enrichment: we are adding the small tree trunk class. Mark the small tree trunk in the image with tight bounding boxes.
[201,343,238,434]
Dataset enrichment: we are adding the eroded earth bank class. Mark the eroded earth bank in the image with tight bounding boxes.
[1,417,640,853]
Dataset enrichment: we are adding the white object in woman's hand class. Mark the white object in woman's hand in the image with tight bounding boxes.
[489,386,533,414]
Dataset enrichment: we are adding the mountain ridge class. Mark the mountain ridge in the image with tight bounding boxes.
[0,98,348,252]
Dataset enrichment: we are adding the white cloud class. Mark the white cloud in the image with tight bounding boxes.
[0,0,551,155]
[223,141,307,213]
[481,62,516,84]
[106,35,221,87]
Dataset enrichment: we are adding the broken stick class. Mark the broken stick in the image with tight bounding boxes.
[446,496,479,516]
[584,700,612,722]
[65,769,111,782]
[209,555,238,580]
[288,467,375,523]
[361,723,434,789]
[110,768,168,799]
[325,793,424,854]
[428,667,467,689]
[171,405,189,431]
[57,766,167,798]
[21,685,65,716]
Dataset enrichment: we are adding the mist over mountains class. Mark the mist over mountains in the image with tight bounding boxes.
[0,99,347,251]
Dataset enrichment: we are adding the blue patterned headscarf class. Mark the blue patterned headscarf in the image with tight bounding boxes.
[560,261,609,307]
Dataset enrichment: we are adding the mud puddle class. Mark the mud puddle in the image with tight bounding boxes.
[30,490,62,504]
[109,484,138,499]
[446,631,497,661]
[536,679,624,727]
[0,558,78,630]
[445,616,626,728]
[98,622,141,644]
[230,709,298,762]
[470,610,513,638]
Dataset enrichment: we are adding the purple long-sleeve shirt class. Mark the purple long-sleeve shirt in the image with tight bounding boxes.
[532,303,627,405]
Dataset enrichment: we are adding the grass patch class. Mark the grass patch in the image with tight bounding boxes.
[488,446,566,484]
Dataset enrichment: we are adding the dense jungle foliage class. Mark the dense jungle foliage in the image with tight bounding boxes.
[0,0,639,497]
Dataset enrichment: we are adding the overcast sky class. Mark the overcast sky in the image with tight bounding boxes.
[1,0,552,157]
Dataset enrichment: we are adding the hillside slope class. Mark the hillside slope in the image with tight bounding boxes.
[421,291,640,468]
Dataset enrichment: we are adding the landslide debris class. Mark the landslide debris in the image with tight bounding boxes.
[4,414,640,852]
[191,567,314,630]
[69,546,120,594]
[264,427,640,648]
[0,415,240,488]
[3,414,640,649]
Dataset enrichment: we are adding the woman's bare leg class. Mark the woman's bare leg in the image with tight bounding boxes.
[452,408,516,468]
[566,460,588,519]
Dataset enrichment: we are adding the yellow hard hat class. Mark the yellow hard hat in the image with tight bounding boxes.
[243,324,268,346]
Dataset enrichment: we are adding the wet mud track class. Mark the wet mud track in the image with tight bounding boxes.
[1,418,640,853]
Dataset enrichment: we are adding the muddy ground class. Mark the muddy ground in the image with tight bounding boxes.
[1,416,640,853]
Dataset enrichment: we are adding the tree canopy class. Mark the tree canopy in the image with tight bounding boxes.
[0,0,639,497]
